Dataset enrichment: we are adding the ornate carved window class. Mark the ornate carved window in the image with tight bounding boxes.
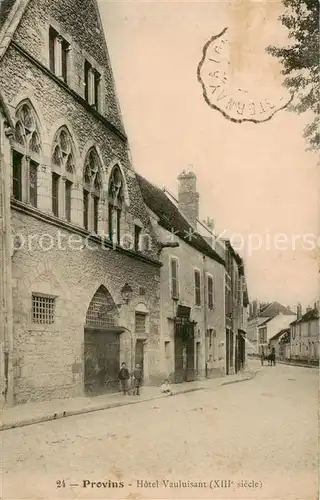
[12,101,42,206]
[83,148,102,232]
[51,127,75,221]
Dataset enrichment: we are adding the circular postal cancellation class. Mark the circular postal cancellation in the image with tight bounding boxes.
[197,27,293,124]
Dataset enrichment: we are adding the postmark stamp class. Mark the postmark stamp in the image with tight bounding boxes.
[197,27,293,123]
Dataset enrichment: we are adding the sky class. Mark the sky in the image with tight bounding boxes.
[98,0,319,308]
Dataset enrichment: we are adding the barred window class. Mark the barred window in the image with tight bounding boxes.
[32,294,55,324]
[135,313,146,334]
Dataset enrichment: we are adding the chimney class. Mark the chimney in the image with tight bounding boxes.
[297,302,302,319]
[205,217,215,232]
[178,170,199,227]
[314,302,319,314]
[252,300,258,317]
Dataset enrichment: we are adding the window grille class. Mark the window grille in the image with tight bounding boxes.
[135,313,146,334]
[86,287,117,327]
[32,294,55,324]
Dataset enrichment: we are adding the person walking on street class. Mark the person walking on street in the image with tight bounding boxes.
[118,362,130,395]
[133,364,143,395]
[261,350,265,366]
[271,347,276,366]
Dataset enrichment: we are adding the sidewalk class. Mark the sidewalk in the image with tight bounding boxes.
[0,366,258,431]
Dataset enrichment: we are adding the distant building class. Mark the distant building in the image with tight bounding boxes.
[290,304,319,363]
[269,328,290,360]
[247,301,296,355]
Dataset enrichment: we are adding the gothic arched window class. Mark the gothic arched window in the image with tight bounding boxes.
[108,166,124,244]
[51,127,75,221]
[12,101,42,207]
[83,148,102,233]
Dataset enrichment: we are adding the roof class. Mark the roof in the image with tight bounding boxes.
[224,239,243,268]
[259,301,295,318]
[0,0,17,31]
[136,174,225,265]
[297,308,319,324]
[269,328,290,342]
[259,316,275,327]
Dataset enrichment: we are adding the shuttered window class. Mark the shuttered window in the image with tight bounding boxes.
[208,275,214,308]
[194,270,201,306]
[170,258,179,299]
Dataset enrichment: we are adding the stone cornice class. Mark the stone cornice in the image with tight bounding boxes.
[11,199,162,268]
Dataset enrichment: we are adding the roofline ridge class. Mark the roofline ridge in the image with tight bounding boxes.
[0,0,31,61]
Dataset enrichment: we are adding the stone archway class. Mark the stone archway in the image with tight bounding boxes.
[84,286,122,395]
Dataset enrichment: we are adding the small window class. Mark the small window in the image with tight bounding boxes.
[94,70,101,109]
[49,26,56,73]
[29,160,38,208]
[84,60,101,111]
[32,294,55,324]
[209,329,213,349]
[194,269,201,306]
[135,312,146,334]
[170,258,179,299]
[65,180,72,222]
[61,39,69,83]
[134,225,142,251]
[93,195,99,233]
[83,189,89,229]
[84,60,90,102]
[208,275,214,308]
[52,172,59,216]
[12,150,23,201]
[49,27,69,82]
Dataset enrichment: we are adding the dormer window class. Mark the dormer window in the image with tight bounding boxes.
[84,59,101,110]
[49,26,69,84]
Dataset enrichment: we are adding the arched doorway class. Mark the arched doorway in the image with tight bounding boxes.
[84,286,122,395]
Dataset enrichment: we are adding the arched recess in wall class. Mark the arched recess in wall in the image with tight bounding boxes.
[83,285,121,396]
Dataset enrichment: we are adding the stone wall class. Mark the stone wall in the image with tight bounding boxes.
[11,208,161,403]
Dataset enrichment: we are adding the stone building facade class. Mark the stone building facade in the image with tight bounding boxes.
[0,0,162,405]
[224,240,248,375]
[290,305,319,362]
[137,172,226,382]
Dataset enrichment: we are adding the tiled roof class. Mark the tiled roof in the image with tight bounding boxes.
[136,174,225,265]
[297,308,319,324]
[0,0,17,31]
[269,328,290,342]
[259,301,295,317]
[259,316,275,327]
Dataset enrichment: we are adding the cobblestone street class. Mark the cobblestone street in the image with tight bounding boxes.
[2,362,318,500]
